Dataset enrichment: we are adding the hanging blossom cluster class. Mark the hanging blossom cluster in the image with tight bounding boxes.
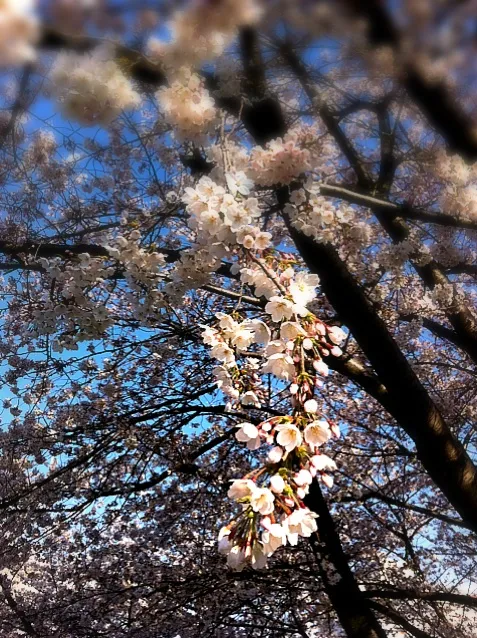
[156,69,218,142]
[212,279,345,570]
[0,0,38,66]
[179,172,345,569]
[147,0,262,69]
[50,47,141,126]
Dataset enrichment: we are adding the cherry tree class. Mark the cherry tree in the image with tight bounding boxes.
[0,1,475,636]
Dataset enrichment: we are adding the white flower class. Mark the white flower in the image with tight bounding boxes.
[215,312,238,331]
[218,527,232,554]
[223,205,252,231]
[255,231,272,250]
[0,0,37,66]
[262,523,287,555]
[290,189,307,205]
[231,326,255,351]
[225,171,254,196]
[304,399,318,413]
[227,478,255,500]
[268,446,284,463]
[304,420,331,448]
[313,359,329,376]
[251,544,268,570]
[50,48,141,126]
[262,353,295,381]
[310,454,337,472]
[227,546,246,571]
[201,325,220,346]
[275,422,302,452]
[270,474,285,493]
[250,487,275,515]
[294,469,313,487]
[235,422,261,449]
[288,272,320,307]
[241,391,261,410]
[280,321,306,341]
[328,325,346,344]
[157,70,217,141]
[243,197,260,217]
[265,340,286,356]
[244,319,271,346]
[284,508,318,544]
[265,296,295,322]
[210,342,235,365]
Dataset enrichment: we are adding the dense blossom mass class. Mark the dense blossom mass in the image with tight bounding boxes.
[0,1,475,637]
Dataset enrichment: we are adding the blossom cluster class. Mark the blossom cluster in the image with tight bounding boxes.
[157,69,218,141]
[286,181,355,241]
[196,247,346,569]
[0,0,38,66]
[207,128,331,189]
[250,130,313,186]
[50,47,141,126]
[29,234,165,350]
[182,174,272,252]
[148,0,261,69]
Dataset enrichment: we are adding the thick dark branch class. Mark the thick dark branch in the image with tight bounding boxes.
[399,314,467,351]
[364,588,477,609]
[447,263,477,277]
[368,601,433,638]
[320,184,477,232]
[0,240,180,263]
[0,576,39,637]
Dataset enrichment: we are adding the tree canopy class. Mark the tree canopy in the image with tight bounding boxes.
[0,1,476,636]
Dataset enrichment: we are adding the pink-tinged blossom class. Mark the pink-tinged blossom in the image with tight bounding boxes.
[268,446,284,463]
[210,342,235,365]
[328,325,346,344]
[262,524,287,555]
[157,69,217,141]
[310,454,337,472]
[0,0,38,66]
[304,399,319,413]
[284,508,318,544]
[294,469,313,487]
[280,321,306,340]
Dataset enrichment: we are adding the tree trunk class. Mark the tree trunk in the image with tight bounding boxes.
[306,482,388,638]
